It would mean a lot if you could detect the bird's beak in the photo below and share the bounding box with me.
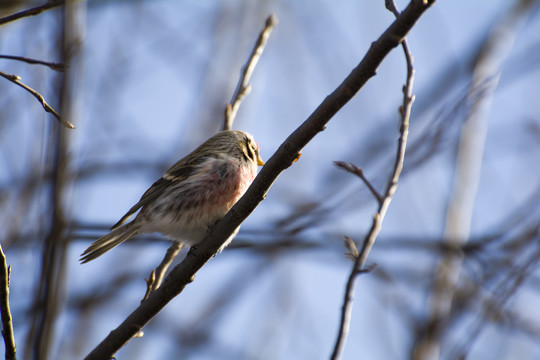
[257,154,265,166]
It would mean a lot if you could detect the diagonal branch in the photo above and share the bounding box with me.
[334,161,383,204]
[0,71,75,129]
[330,0,417,358]
[84,1,434,358]
[0,245,17,360]
[222,14,278,131]
[141,243,183,303]
[0,0,64,27]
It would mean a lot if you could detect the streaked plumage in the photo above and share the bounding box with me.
[80,130,264,263]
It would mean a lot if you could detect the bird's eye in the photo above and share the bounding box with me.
[244,137,256,163]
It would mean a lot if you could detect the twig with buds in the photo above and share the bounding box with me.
[0,70,74,129]
[330,0,416,358]
[222,14,278,131]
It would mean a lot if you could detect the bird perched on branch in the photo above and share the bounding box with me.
[80,130,264,263]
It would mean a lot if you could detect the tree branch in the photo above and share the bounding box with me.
[0,245,17,360]
[140,243,183,303]
[411,0,533,357]
[330,0,417,358]
[0,54,66,71]
[334,161,383,204]
[222,14,278,131]
[0,0,65,26]
[84,1,434,358]
[0,70,75,129]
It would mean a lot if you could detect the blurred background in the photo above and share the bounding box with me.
[1,0,540,359]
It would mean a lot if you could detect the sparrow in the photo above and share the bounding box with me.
[80,130,264,263]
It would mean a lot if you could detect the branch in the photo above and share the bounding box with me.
[334,161,383,204]
[0,245,17,360]
[0,55,66,71]
[222,14,278,131]
[449,244,540,359]
[330,1,417,358]
[84,1,434,358]
[411,0,533,357]
[141,243,183,303]
[0,0,64,26]
[0,71,75,129]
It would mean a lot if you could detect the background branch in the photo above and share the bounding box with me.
[23,2,82,358]
[411,1,537,358]
[222,14,278,131]
[84,1,435,358]
[0,55,65,71]
[0,245,17,360]
[0,0,65,27]
[334,161,382,203]
[330,0,417,358]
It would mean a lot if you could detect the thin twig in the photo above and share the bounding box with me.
[222,14,278,131]
[0,70,75,129]
[0,55,66,71]
[334,161,383,204]
[84,1,434,358]
[330,1,416,358]
[0,245,17,360]
[0,0,64,26]
[141,243,183,303]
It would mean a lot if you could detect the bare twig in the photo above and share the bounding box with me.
[0,245,17,360]
[0,0,64,26]
[0,71,75,129]
[0,55,66,71]
[141,243,183,303]
[334,161,383,204]
[330,1,416,358]
[84,1,434,358]
[222,14,278,131]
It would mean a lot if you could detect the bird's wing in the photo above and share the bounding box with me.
[110,162,197,230]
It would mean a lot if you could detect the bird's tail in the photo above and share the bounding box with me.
[80,221,140,263]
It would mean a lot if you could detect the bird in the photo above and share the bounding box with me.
[80,130,264,263]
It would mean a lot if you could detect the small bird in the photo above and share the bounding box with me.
[80,130,264,263]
